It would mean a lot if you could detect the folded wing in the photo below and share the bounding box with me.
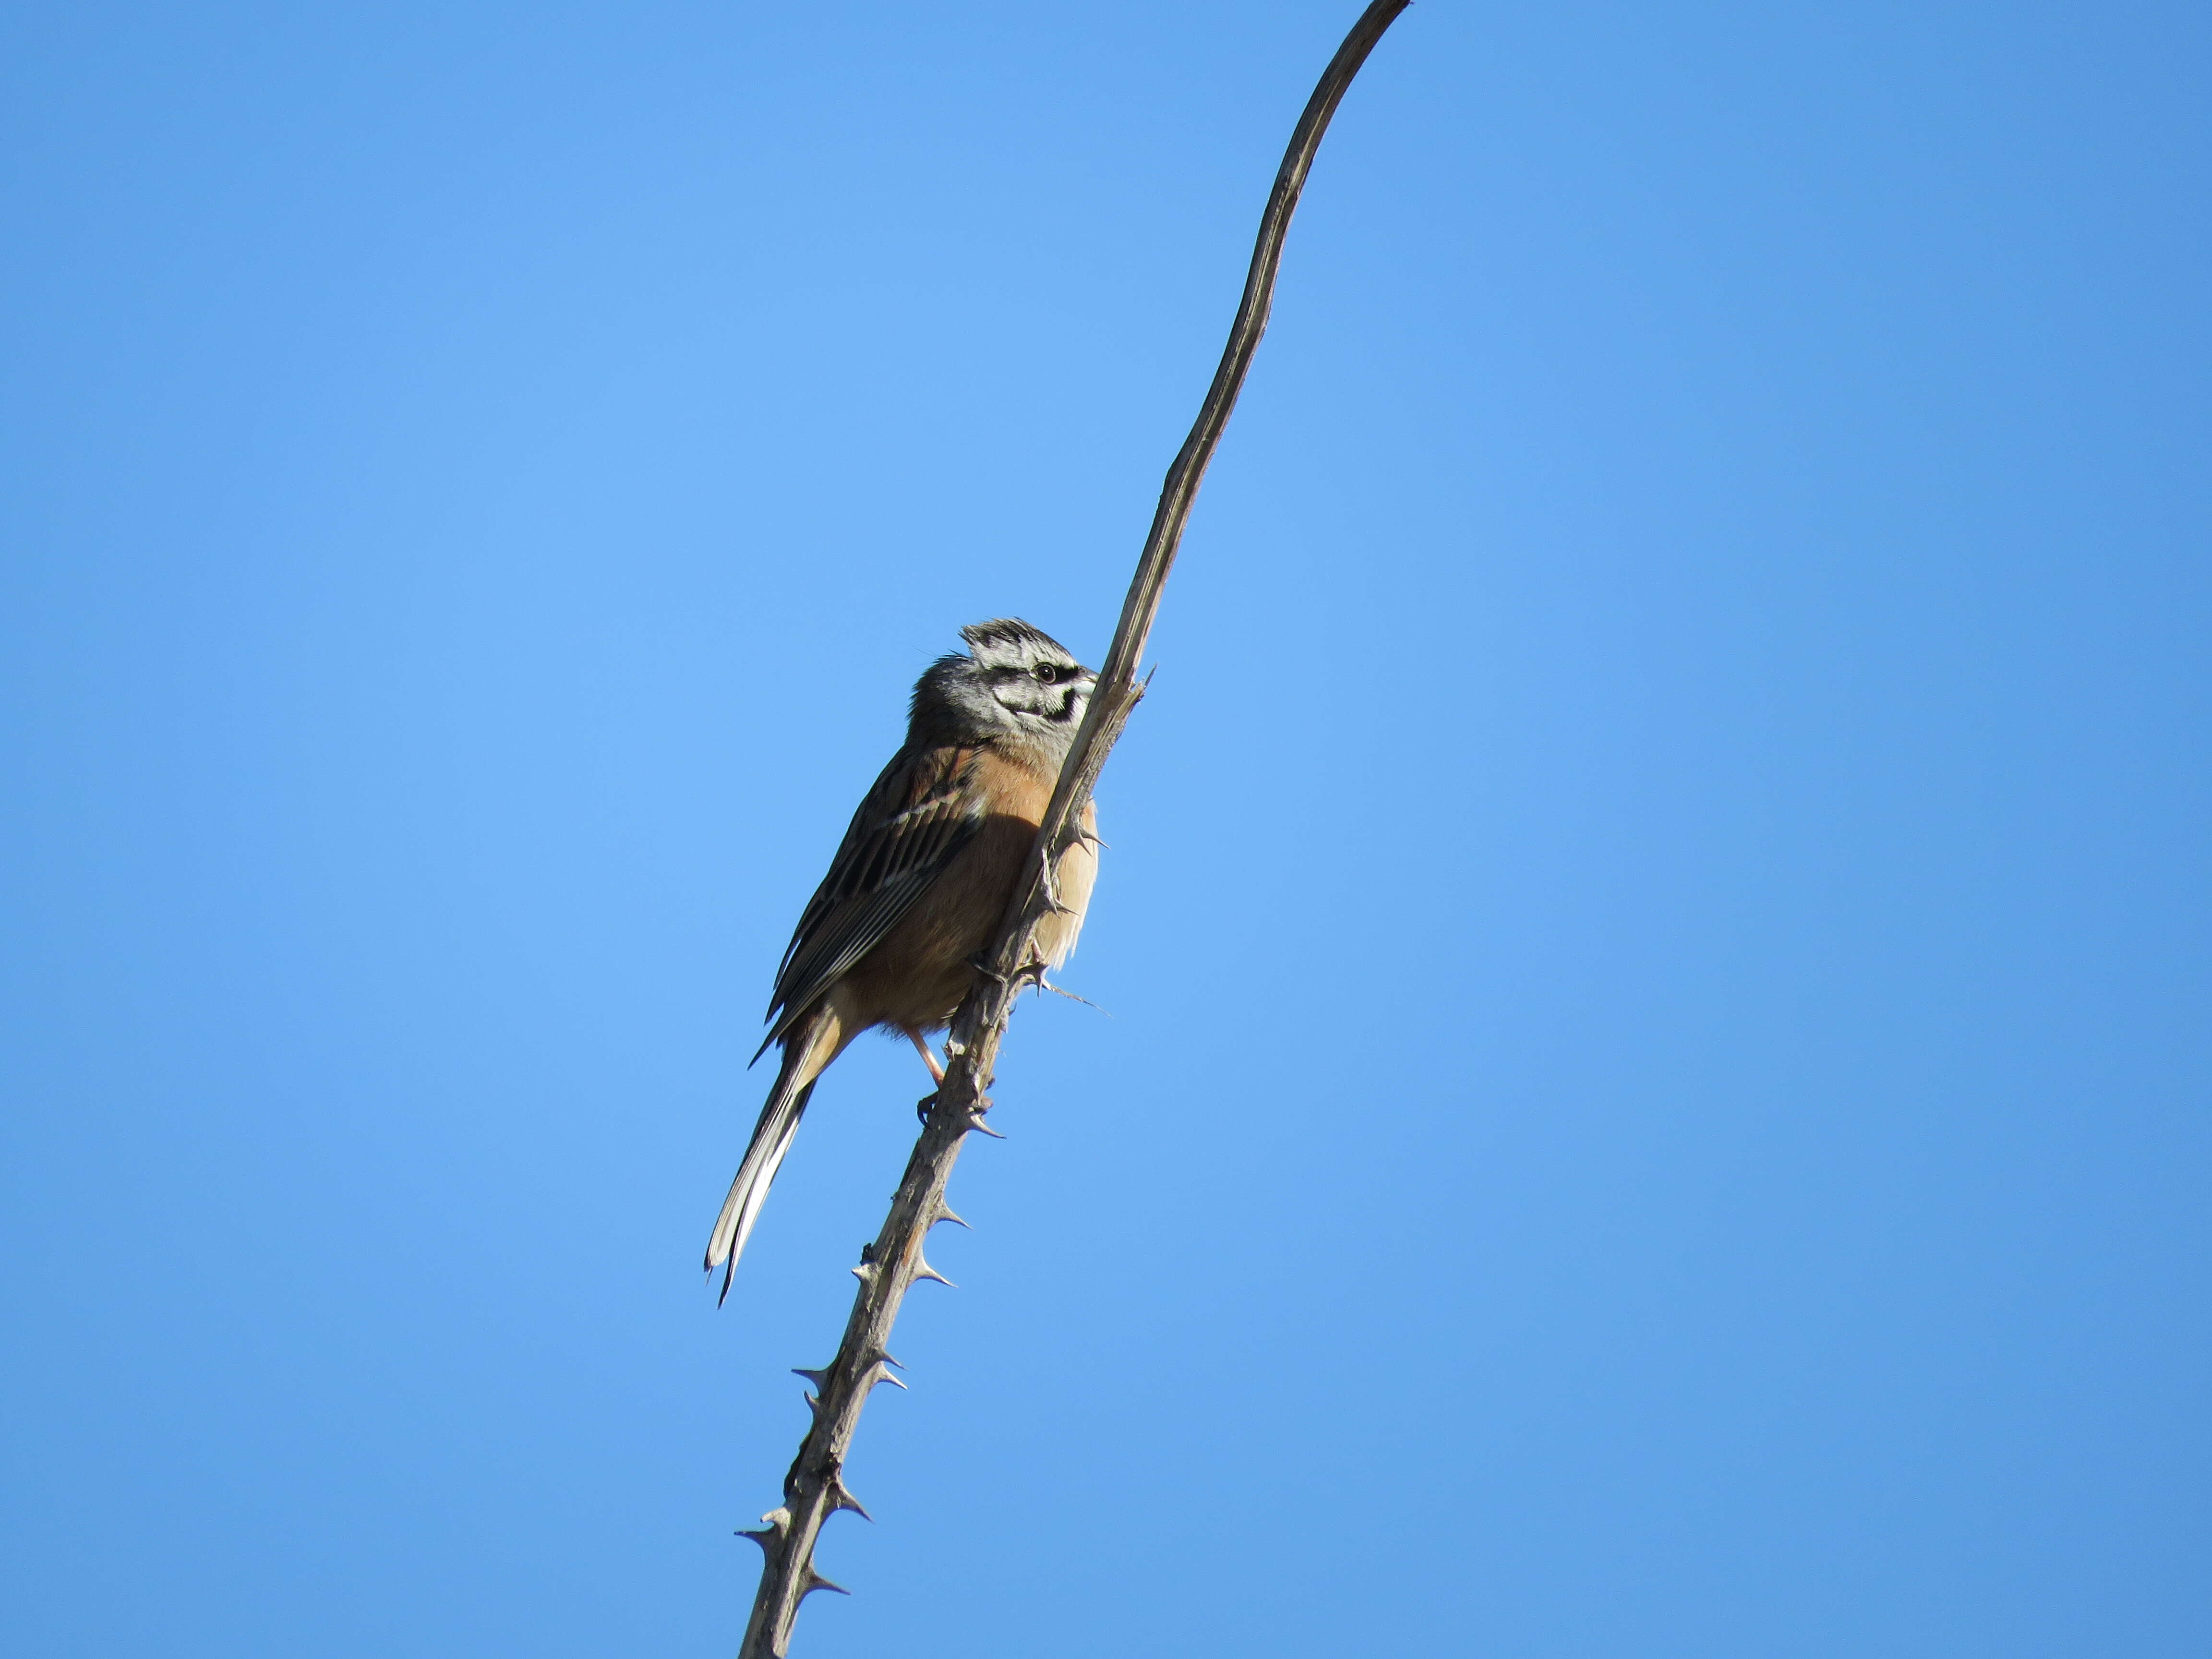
[756,743,984,1059]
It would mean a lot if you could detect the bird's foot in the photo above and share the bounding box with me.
[917,1091,998,1130]
[1037,845,1076,916]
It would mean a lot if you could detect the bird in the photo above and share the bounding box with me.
[706,619,1101,1299]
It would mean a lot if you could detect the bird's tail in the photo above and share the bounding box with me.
[706,1006,839,1302]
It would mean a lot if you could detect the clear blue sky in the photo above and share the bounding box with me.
[3,3,2206,1655]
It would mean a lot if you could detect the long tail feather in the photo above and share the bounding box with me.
[706,1011,832,1302]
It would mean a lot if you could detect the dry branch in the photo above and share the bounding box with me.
[735,6,1409,1652]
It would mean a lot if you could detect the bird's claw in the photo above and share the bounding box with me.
[1037,845,1075,916]
[918,1090,993,1128]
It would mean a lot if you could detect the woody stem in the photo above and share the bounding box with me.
[734,6,1410,1652]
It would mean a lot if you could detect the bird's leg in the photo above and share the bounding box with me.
[1037,842,1074,915]
[909,1029,947,1125]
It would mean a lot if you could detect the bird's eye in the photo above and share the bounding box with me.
[1033,663,1060,684]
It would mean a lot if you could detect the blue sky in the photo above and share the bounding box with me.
[3,3,2207,1655]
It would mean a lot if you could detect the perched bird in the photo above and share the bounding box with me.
[706,619,1101,1298]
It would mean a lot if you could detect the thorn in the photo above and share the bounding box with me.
[966,1114,1007,1140]
[930,1202,970,1230]
[828,1478,873,1522]
[851,1261,879,1284]
[911,1256,955,1289]
[738,1507,792,1551]
[1038,977,1103,1010]
[849,1352,907,1394]
[804,1392,830,1420]
[792,1367,829,1390]
[802,1568,850,1599]
[868,1348,904,1370]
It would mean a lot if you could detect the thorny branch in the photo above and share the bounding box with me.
[735,6,1410,1653]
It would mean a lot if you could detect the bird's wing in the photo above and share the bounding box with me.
[757,743,984,1058]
